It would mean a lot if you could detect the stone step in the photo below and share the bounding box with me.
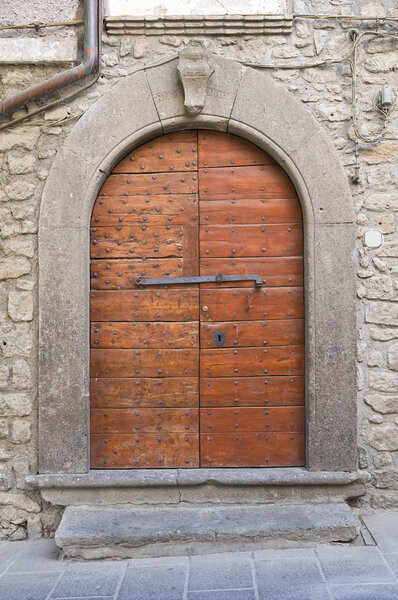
[55,502,361,560]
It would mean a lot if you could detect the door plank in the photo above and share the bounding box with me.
[200,432,305,467]
[91,433,199,468]
[200,198,300,223]
[200,376,304,407]
[200,257,303,287]
[91,408,199,433]
[198,131,276,168]
[201,319,304,348]
[90,258,184,290]
[114,137,198,174]
[91,348,199,378]
[199,165,296,199]
[92,194,198,226]
[200,346,304,377]
[90,289,199,322]
[91,321,199,348]
[99,172,198,196]
[200,287,303,321]
[90,225,185,259]
[200,224,303,257]
[91,377,199,408]
[200,406,305,433]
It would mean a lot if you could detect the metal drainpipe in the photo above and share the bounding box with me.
[0,0,101,117]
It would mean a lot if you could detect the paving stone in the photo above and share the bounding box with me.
[188,590,256,600]
[382,553,398,579]
[7,539,65,573]
[118,564,187,600]
[189,552,252,591]
[330,583,398,600]
[50,562,123,598]
[254,556,327,600]
[0,571,60,600]
[253,548,315,560]
[363,511,398,552]
[316,546,395,584]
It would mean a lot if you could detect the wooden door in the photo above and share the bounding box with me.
[90,130,305,469]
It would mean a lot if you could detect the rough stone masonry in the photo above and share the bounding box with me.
[0,0,398,540]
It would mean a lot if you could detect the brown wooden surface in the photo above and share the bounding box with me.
[199,165,296,199]
[200,346,304,377]
[200,224,302,258]
[91,408,199,433]
[200,407,304,433]
[91,321,198,348]
[201,319,304,348]
[200,433,305,467]
[200,287,304,321]
[90,289,199,321]
[200,198,300,224]
[198,131,275,168]
[90,129,304,469]
[92,194,198,226]
[99,173,198,196]
[200,376,304,407]
[91,434,199,468]
[91,377,198,408]
[91,348,199,378]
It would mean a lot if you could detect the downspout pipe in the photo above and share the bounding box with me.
[0,0,101,117]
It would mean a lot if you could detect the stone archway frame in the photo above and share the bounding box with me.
[38,54,356,475]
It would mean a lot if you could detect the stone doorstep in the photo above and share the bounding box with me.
[55,503,361,560]
[26,468,369,507]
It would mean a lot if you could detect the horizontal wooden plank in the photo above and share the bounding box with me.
[91,377,199,408]
[91,433,199,468]
[91,321,199,348]
[91,194,198,226]
[200,257,303,288]
[201,319,304,348]
[90,289,199,322]
[91,348,199,378]
[200,376,304,407]
[200,198,301,224]
[200,224,303,258]
[200,346,304,377]
[200,287,303,321]
[91,225,185,259]
[199,165,296,199]
[91,408,199,433]
[198,131,275,168]
[114,135,198,174]
[200,432,305,467]
[90,258,185,290]
[99,173,198,196]
[200,406,305,433]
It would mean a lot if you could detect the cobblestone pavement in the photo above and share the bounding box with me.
[1,511,398,600]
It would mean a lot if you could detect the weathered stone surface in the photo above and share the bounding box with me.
[363,143,398,165]
[369,425,398,451]
[364,276,394,299]
[10,420,31,444]
[8,291,34,322]
[377,242,398,257]
[0,420,9,439]
[365,394,398,414]
[0,258,31,280]
[375,214,395,234]
[3,236,35,258]
[388,343,398,371]
[366,54,397,73]
[7,152,36,175]
[0,129,40,152]
[370,327,398,342]
[0,323,33,358]
[370,370,398,393]
[0,394,31,417]
[315,102,351,122]
[366,303,398,326]
[4,181,35,201]
[0,366,10,391]
[365,193,398,212]
[12,359,32,390]
[55,503,360,559]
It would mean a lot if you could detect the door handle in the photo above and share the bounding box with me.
[135,273,262,287]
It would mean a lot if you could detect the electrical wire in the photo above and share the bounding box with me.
[0,20,83,31]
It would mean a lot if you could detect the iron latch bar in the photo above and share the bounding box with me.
[135,273,262,287]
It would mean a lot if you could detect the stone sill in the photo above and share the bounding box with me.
[27,468,370,490]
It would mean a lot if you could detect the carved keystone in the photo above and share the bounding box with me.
[177,39,214,115]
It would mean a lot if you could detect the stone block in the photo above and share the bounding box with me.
[363,142,398,164]
[366,303,398,326]
[119,564,187,600]
[388,343,398,371]
[0,394,31,417]
[0,323,33,358]
[0,258,31,280]
[255,556,327,599]
[7,152,36,175]
[316,546,394,584]
[8,291,34,322]
[189,553,252,591]
[0,366,10,391]
[10,420,31,444]
[3,236,35,259]
[11,360,32,390]
[0,130,40,153]
[370,370,398,393]
[365,394,398,413]
[4,181,35,201]
[370,327,398,342]
[369,425,398,451]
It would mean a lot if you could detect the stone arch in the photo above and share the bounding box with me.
[38,54,356,474]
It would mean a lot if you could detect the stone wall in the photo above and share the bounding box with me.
[0,0,397,538]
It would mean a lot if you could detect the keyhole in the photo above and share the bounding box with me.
[217,333,222,342]
[214,330,225,346]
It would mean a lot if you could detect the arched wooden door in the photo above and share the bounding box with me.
[90,131,305,469]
